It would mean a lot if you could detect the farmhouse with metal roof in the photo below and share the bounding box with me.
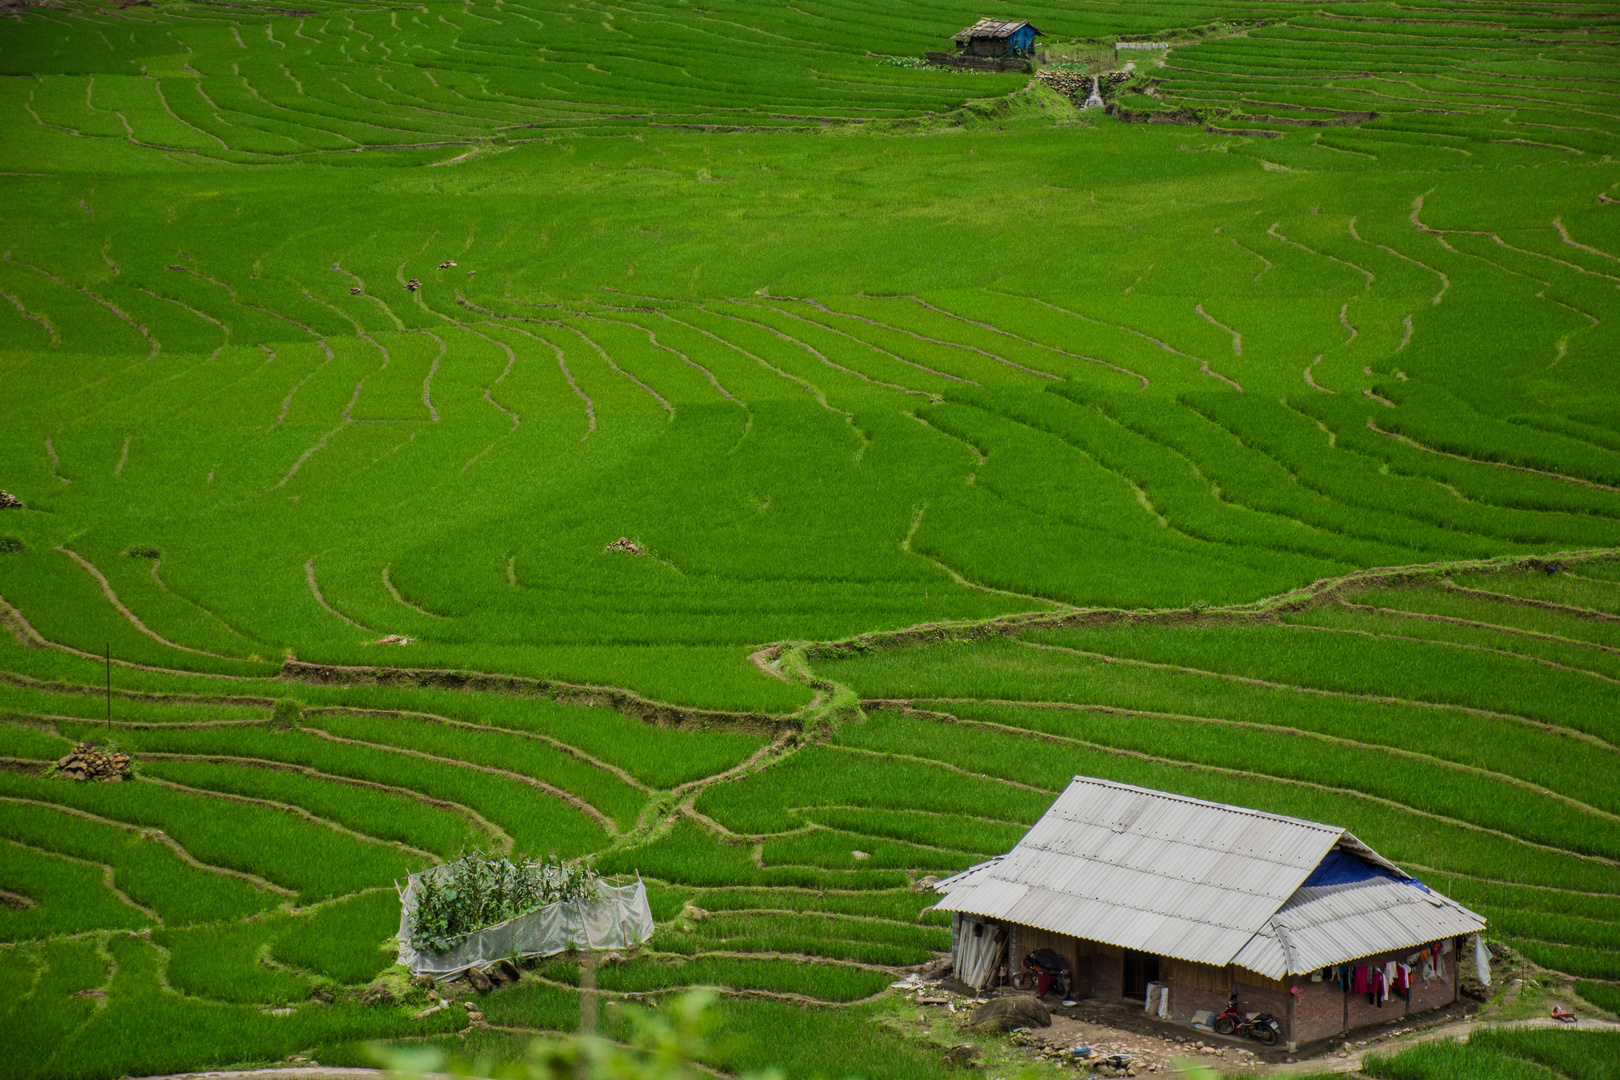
[933,778,1487,1048]
[951,18,1043,57]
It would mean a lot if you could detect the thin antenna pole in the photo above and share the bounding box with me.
[105,644,111,732]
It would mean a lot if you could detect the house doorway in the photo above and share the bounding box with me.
[1123,950,1161,1000]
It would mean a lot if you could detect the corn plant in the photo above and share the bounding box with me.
[409,851,599,955]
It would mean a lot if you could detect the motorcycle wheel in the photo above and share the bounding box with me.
[1011,970,1036,992]
[1213,1017,1236,1035]
[1253,1026,1278,1047]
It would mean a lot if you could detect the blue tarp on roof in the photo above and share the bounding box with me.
[1303,847,1430,893]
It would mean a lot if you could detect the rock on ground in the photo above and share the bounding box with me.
[965,994,1052,1032]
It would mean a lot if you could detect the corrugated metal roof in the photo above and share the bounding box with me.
[952,18,1043,41]
[933,777,1342,968]
[932,777,1486,976]
[1231,878,1486,980]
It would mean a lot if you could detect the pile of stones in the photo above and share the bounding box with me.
[56,742,132,783]
[405,278,422,292]
[0,490,21,509]
[1037,71,1093,101]
[604,536,644,555]
[438,260,458,270]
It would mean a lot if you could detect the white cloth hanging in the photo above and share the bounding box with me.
[1474,936,1492,986]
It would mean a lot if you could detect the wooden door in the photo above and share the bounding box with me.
[1123,950,1161,1000]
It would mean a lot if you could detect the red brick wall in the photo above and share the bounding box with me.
[1001,927,1460,1047]
[1345,965,1401,1032]
[1072,952,1095,998]
[1292,975,1345,1044]
[1091,943,1124,1000]
[1302,939,1458,1046]
[1232,979,1290,1034]
[1168,983,1232,1027]
[1405,943,1457,1015]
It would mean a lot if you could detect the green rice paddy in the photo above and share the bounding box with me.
[2,0,1618,1075]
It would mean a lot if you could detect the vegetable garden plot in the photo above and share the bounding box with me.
[396,854,653,977]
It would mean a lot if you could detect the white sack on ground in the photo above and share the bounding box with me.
[397,868,654,978]
[1474,935,1492,987]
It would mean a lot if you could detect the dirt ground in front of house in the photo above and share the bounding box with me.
[1013,1006,1268,1073]
[934,959,1620,1078]
[907,982,1295,1074]
[945,993,1614,1077]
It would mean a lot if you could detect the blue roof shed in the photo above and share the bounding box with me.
[952,18,1044,57]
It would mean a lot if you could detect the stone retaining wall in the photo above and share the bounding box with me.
[924,51,1031,73]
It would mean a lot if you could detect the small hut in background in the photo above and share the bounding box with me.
[951,18,1043,57]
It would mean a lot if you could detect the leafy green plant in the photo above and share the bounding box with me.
[408,851,598,955]
[380,990,748,1080]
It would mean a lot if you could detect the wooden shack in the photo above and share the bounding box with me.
[934,778,1489,1050]
[951,18,1043,57]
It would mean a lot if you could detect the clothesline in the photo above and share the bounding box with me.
[1322,940,1452,1007]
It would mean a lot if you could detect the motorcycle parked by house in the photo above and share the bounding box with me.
[1010,948,1071,999]
[1212,994,1281,1046]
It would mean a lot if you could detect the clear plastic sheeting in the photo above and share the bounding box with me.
[1474,934,1492,987]
[397,865,655,979]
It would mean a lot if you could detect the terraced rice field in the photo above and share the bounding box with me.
[2,0,1619,1076]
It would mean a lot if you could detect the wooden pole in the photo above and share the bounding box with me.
[580,948,598,1036]
[578,947,597,1080]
